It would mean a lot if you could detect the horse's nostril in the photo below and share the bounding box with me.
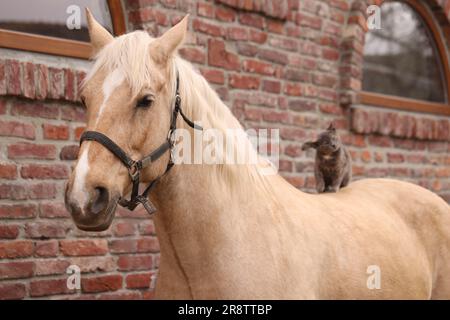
[90,186,109,215]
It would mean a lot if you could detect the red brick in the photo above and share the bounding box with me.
[113,222,136,237]
[197,2,214,17]
[179,47,205,64]
[10,101,58,119]
[237,42,258,56]
[43,123,69,140]
[36,64,49,100]
[242,59,275,75]
[0,204,37,219]
[0,99,6,114]
[117,255,153,271]
[60,145,80,160]
[0,261,34,280]
[229,74,260,90]
[39,202,69,218]
[387,153,405,163]
[139,221,155,235]
[74,126,85,140]
[64,68,76,101]
[0,163,17,179]
[23,61,36,99]
[21,164,69,179]
[6,59,21,95]
[322,48,340,61]
[215,6,236,22]
[227,27,248,40]
[258,48,289,65]
[368,136,392,148]
[30,279,71,297]
[284,144,302,157]
[60,239,108,256]
[109,239,138,253]
[0,225,19,239]
[239,12,264,29]
[296,13,322,29]
[34,240,59,257]
[75,70,86,101]
[137,237,160,253]
[35,259,70,276]
[262,110,289,123]
[48,67,64,99]
[269,37,298,51]
[0,240,34,259]
[0,184,27,200]
[126,273,152,289]
[8,142,56,160]
[313,73,338,87]
[25,222,68,239]
[0,283,26,300]
[200,68,225,85]
[81,275,123,293]
[285,83,303,96]
[193,18,225,37]
[244,108,262,121]
[280,127,307,141]
[249,29,268,43]
[61,105,86,122]
[0,60,6,95]
[262,80,281,94]
[28,182,57,199]
[0,120,35,139]
[208,39,240,71]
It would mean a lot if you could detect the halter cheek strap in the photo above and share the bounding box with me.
[79,71,202,215]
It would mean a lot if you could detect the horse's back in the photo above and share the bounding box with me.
[293,178,450,299]
[338,179,450,299]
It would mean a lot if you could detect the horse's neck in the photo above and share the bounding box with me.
[150,162,278,297]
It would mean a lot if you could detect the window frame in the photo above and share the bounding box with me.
[0,0,126,59]
[360,0,450,116]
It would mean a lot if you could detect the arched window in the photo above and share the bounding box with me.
[361,0,450,115]
[0,0,125,59]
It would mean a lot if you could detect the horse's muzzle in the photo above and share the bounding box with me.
[65,184,119,231]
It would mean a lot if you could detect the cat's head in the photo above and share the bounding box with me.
[316,123,340,154]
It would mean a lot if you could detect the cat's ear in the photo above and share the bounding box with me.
[327,122,336,131]
[302,141,318,150]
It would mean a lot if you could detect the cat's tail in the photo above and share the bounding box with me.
[301,141,317,151]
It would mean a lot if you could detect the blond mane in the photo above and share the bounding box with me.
[85,30,275,195]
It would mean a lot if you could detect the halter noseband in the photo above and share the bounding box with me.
[79,72,202,215]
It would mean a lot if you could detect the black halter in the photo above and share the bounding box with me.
[79,72,202,215]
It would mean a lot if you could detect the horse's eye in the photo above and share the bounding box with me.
[136,95,154,108]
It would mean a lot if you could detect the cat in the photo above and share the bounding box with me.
[301,123,352,193]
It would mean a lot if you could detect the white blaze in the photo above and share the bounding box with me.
[71,68,125,211]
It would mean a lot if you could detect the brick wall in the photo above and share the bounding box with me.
[1,0,450,299]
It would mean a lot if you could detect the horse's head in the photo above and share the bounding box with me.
[65,9,188,231]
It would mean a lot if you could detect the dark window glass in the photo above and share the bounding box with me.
[0,0,113,42]
[363,2,446,103]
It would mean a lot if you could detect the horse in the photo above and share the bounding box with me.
[65,10,450,299]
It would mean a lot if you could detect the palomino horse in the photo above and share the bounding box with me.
[65,10,450,299]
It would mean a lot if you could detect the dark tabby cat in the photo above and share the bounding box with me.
[301,123,352,193]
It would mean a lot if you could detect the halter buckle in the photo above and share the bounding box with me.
[128,161,140,180]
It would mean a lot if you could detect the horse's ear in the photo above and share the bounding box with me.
[86,8,113,56]
[150,15,189,64]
